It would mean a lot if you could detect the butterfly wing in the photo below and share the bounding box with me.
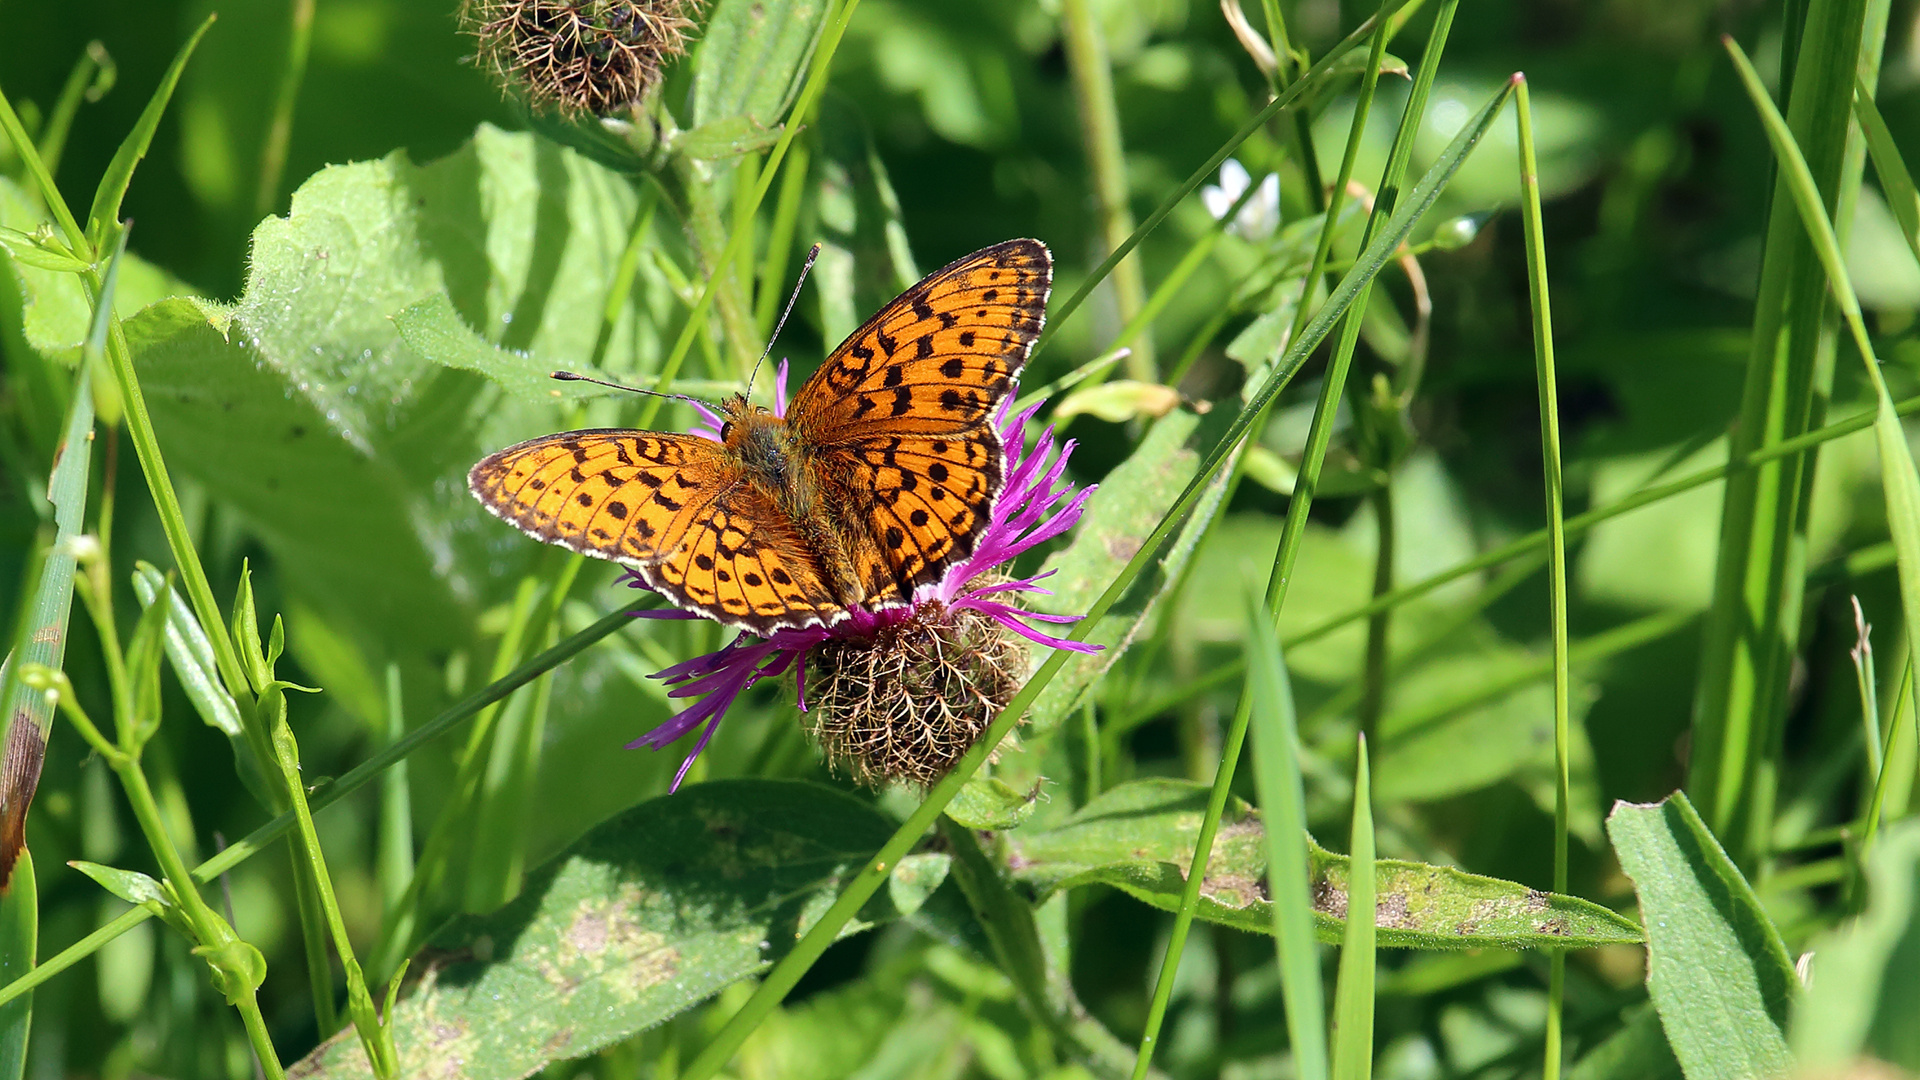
[787,239,1051,441]
[788,239,1051,601]
[469,430,843,632]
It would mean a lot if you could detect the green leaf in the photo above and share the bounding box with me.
[1606,793,1794,1080]
[122,570,173,748]
[292,780,930,1078]
[84,14,214,247]
[1856,77,1920,269]
[946,776,1038,831]
[0,851,35,1080]
[1009,779,1643,949]
[1246,599,1328,1080]
[1792,817,1920,1070]
[1052,381,1182,424]
[68,861,169,912]
[690,0,830,130]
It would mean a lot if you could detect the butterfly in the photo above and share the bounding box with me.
[468,239,1052,634]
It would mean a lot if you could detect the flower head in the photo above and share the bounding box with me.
[624,368,1098,790]
[1201,158,1281,240]
[463,0,702,118]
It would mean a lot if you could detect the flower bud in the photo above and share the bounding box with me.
[462,0,701,117]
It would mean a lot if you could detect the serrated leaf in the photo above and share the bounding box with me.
[292,780,932,1078]
[1009,779,1643,949]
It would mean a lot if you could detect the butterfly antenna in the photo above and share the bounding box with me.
[549,370,711,410]
[745,242,821,401]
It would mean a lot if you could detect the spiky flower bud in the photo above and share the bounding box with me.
[807,601,1029,789]
[462,0,700,118]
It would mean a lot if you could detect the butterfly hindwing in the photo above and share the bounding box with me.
[644,483,843,631]
[829,429,1005,599]
[789,238,1051,443]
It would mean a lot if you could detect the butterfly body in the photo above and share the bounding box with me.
[469,239,1052,634]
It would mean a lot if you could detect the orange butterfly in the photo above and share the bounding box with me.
[468,239,1052,634]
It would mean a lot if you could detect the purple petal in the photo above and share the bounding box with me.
[774,358,790,418]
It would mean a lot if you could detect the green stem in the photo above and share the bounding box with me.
[591,188,659,372]
[1516,74,1572,1080]
[1060,0,1154,379]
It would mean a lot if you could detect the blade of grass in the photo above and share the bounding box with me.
[1246,595,1328,1080]
[0,851,33,1080]
[377,664,413,921]
[1853,76,1920,267]
[85,14,215,247]
[1517,73,1574,1080]
[0,231,122,887]
[1726,33,1920,868]
[680,64,1517,1080]
[1329,736,1375,1080]
[36,42,112,180]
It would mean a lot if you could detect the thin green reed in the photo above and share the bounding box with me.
[1515,75,1573,1080]
[1061,0,1154,379]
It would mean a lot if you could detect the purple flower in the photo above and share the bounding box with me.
[624,369,1099,790]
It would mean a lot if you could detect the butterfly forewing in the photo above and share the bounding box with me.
[469,430,841,631]
[789,239,1051,443]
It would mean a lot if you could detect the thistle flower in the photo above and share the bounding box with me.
[625,367,1098,790]
[463,0,701,118]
